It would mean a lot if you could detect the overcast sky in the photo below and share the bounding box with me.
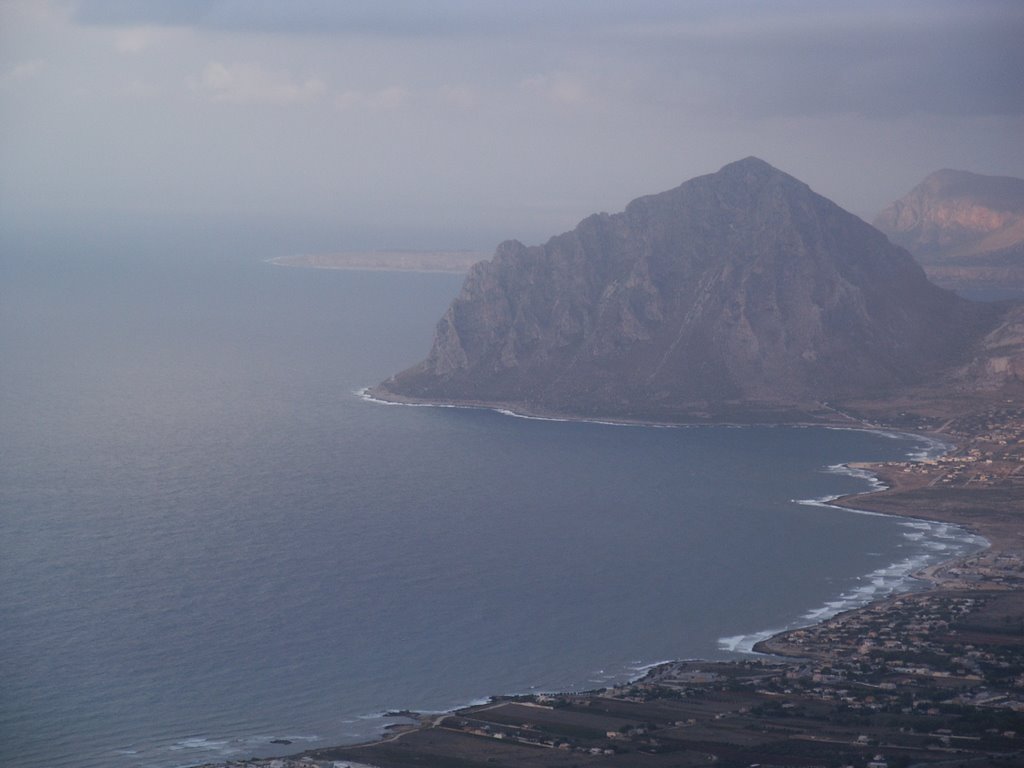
[2,0,1022,255]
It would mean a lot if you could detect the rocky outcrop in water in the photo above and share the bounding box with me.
[377,158,1010,421]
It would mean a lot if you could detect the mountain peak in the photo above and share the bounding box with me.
[706,156,798,189]
[915,169,1024,209]
[719,155,778,173]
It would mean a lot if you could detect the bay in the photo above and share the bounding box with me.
[0,251,981,768]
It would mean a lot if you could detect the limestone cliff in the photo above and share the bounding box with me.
[377,158,1006,421]
[874,169,1024,298]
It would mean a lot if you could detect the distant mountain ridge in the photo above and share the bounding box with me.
[874,169,1024,299]
[375,158,1015,422]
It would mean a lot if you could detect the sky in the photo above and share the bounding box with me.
[1,0,1022,256]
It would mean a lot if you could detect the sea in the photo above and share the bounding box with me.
[0,248,986,768]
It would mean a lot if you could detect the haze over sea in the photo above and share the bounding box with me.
[0,250,984,768]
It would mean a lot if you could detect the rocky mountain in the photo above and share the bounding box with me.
[874,169,1024,299]
[375,158,1010,422]
[950,304,1024,392]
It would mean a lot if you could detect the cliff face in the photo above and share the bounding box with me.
[874,169,1024,298]
[379,158,1004,419]
[951,304,1024,392]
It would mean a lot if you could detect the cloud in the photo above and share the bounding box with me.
[8,0,1021,250]
[369,85,408,110]
[334,85,409,111]
[191,60,326,105]
[618,3,1024,118]
[334,89,362,110]
[0,59,45,87]
[71,0,215,27]
[439,84,478,110]
[113,26,160,53]
[72,1,1024,119]
[521,72,589,107]
[69,0,621,37]
[122,78,158,99]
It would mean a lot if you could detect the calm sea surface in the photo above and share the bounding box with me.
[0,252,983,768]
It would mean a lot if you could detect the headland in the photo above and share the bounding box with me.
[219,158,1024,766]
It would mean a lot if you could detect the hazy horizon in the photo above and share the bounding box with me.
[2,1,1023,257]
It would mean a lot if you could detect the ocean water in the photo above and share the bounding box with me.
[0,251,984,768]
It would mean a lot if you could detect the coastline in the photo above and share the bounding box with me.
[362,386,988,650]
[749,459,989,656]
[203,395,1023,767]
[360,384,875,430]
[749,411,1023,662]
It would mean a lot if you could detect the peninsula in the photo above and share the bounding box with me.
[269,250,485,273]
[371,158,1021,423]
[213,160,1023,767]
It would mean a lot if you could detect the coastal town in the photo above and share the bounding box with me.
[204,408,1024,768]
